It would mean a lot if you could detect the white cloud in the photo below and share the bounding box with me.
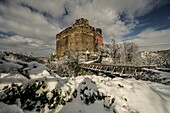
[1,36,33,44]
[0,2,60,40]
[0,35,53,56]
[127,28,170,51]
[60,0,161,40]
[0,0,167,56]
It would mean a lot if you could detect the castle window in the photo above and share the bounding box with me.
[65,36,68,45]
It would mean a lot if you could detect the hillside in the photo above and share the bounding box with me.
[0,52,170,113]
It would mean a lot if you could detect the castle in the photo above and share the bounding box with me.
[56,18,103,59]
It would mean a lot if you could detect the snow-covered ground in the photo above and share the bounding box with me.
[1,74,170,113]
[0,52,170,113]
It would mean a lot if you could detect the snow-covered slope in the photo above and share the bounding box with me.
[0,74,170,113]
[0,102,24,113]
[0,52,48,78]
[0,52,170,113]
[55,76,170,113]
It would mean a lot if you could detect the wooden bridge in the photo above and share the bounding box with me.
[79,63,156,77]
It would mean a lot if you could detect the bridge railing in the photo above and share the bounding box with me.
[79,63,157,76]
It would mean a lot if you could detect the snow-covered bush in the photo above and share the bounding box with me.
[77,78,106,105]
[0,78,118,112]
[0,81,66,112]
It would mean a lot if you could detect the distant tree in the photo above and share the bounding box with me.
[107,41,138,65]
[97,40,139,65]
[122,42,138,64]
[138,50,170,67]
[140,51,156,65]
[158,50,170,68]
[139,51,170,67]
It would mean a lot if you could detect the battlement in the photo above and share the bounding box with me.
[73,18,89,26]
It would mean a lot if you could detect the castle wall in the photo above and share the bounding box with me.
[96,33,103,46]
[56,18,101,59]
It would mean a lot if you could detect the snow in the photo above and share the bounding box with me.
[26,61,48,75]
[0,73,170,113]
[80,54,100,64]
[0,73,29,89]
[0,59,22,73]
[0,52,4,59]
[53,76,170,113]
[0,52,170,113]
[0,56,49,78]
[157,68,170,72]
[0,102,24,113]
[102,57,113,64]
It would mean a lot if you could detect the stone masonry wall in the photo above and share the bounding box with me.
[56,18,100,59]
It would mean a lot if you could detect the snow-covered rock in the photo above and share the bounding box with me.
[0,54,49,78]
[0,60,22,73]
[26,61,48,75]
[0,52,4,59]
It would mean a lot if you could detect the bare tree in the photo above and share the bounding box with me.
[122,42,138,64]
[96,39,139,65]
[108,41,138,65]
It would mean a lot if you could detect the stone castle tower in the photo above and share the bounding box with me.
[56,18,103,59]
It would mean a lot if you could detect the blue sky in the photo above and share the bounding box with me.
[124,2,170,39]
[124,2,170,51]
[0,0,170,56]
